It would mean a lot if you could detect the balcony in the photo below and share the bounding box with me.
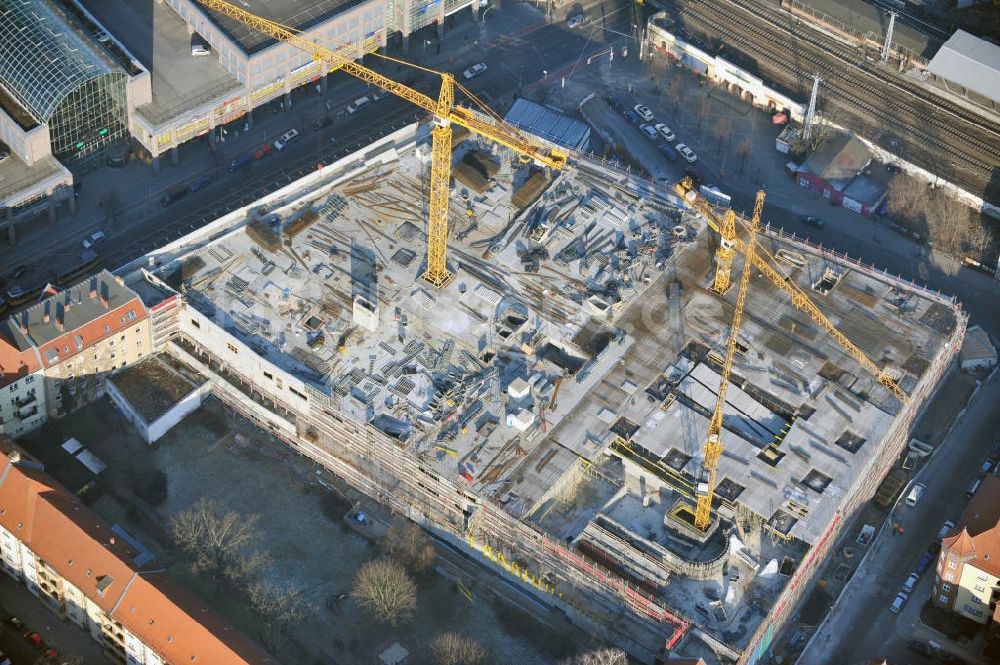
[14,393,36,408]
[16,405,38,420]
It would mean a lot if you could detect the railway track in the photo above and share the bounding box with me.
[676,0,1000,198]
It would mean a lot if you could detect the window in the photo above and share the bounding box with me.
[63,345,69,353]
[977,572,989,581]
[263,371,273,380]
[120,334,125,341]
[949,561,957,570]
[226,343,238,354]
[7,385,15,393]
[127,310,136,320]
[945,573,954,582]
[939,594,949,603]
[975,584,986,592]
[109,340,115,347]
[190,319,201,329]
[25,376,34,385]
[104,324,110,333]
[137,339,142,346]
[971,595,982,604]
[942,583,952,592]
[110,353,116,360]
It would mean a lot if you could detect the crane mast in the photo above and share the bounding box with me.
[191,0,567,286]
[674,177,908,403]
[693,190,763,530]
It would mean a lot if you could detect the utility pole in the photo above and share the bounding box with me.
[881,11,897,62]
[803,74,820,141]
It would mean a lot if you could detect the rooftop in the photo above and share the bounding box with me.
[504,98,592,152]
[194,0,373,55]
[110,357,199,422]
[789,0,941,58]
[928,29,1000,105]
[797,132,872,190]
[82,0,240,127]
[943,474,1000,577]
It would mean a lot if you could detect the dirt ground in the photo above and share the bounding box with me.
[18,396,597,664]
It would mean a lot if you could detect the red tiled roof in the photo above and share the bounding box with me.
[942,474,1000,577]
[0,443,277,664]
[0,334,40,389]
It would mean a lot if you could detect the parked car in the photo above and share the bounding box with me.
[92,29,111,43]
[885,162,902,174]
[187,176,212,193]
[889,591,908,614]
[228,153,252,173]
[160,185,189,207]
[566,13,585,28]
[915,551,934,574]
[24,631,43,647]
[684,167,702,187]
[371,88,389,101]
[939,652,967,664]
[463,63,488,80]
[4,615,23,630]
[902,572,919,593]
[676,143,697,163]
[654,123,675,141]
[0,649,11,665]
[274,128,300,150]
[191,42,211,56]
[9,265,29,280]
[905,482,925,506]
[82,231,106,249]
[253,144,274,160]
[657,143,678,161]
[633,104,654,122]
[624,110,640,125]
[800,215,826,229]
[640,124,658,140]
[937,520,956,540]
[346,96,371,115]
[311,116,334,131]
[907,640,933,657]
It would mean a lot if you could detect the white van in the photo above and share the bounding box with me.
[191,43,211,56]
[346,96,371,115]
[905,483,925,507]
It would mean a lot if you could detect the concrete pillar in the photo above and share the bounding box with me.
[68,190,77,216]
[5,208,14,246]
[402,33,410,55]
[284,92,292,111]
[47,198,56,226]
[152,155,161,175]
[437,19,444,40]
[321,73,328,95]
[471,2,479,22]
[170,146,179,166]
[246,108,254,130]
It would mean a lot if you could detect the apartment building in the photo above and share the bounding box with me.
[0,271,151,434]
[0,322,45,438]
[0,437,278,665]
[933,474,1000,629]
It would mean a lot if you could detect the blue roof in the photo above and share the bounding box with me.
[504,98,590,151]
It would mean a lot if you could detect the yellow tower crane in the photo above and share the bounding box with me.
[192,0,568,286]
[674,177,908,403]
[693,190,763,530]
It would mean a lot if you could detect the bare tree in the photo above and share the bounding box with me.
[714,117,732,157]
[696,95,710,134]
[737,139,752,175]
[99,189,122,230]
[352,558,417,626]
[382,523,436,574]
[170,498,261,575]
[247,579,306,654]
[668,76,685,114]
[559,648,628,665]
[886,173,928,223]
[430,632,486,665]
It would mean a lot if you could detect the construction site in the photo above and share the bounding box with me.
[86,0,966,661]
[108,107,964,663]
